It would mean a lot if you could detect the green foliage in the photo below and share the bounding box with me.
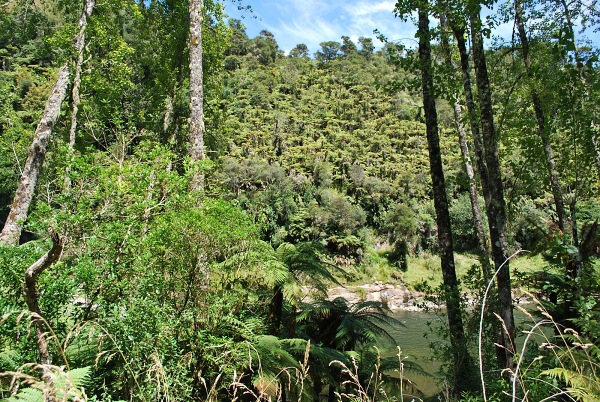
[4,366,91,402]
[449,193,486,252]
[0,1,598,400]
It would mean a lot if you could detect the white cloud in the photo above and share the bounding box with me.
[276,16,342,49]
[225,0,417,53]
[350,1,396,16]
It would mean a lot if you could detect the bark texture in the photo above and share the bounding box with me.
[189,0,205,191]
[450,22,494,217]
[418,7,472,395]
[24,230,65,365]
[440,16,491,279]
[469,9,515,370]
[66,0,95,191]
[1,0,95,245]
[0,65,70,246]
[515,0,567,231]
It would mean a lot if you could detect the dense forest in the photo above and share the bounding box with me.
[0,0,599,401]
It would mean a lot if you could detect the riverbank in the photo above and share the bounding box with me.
[327,283,435,311]
[327,282,535,311]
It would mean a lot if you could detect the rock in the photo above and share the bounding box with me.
[324,283,429,311]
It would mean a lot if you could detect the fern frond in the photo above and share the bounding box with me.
[0,349,21,372]
[5,386,44,402]
[542,367,600,401]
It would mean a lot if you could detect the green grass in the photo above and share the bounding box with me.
[348,249,549,291]
[338,243,556,297]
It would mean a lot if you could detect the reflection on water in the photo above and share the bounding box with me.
[380,307,551,398]
[384,310,445,398]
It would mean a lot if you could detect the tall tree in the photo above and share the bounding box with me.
[415,2,473,394]
[443,6,511,375]
[189,0,205,191]
[446,14,494,236]
[514,0,567,231]
[0,0,95,246]
[439,15,491,279]
[469,4,515,370]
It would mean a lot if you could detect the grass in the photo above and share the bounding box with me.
[349,249,548,291]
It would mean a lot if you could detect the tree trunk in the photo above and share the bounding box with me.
[469,8,515,371]
[440,15,491,279]
[418,6,472,396]
[69,0,95,151]
[269,285,283,335]
[1,0,95,245]
[449,23,492,214]
[557,0,585,290]
[515,0,567,231]
[24,230,65,365]
[66,0,95,189]
[453,101,492,277]
[189,0,205,191]
[0,65,70,246]
[448,15,508,375]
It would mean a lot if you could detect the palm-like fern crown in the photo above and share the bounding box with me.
[298,297,401,351]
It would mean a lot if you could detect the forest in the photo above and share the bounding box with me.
[0,0,599,401]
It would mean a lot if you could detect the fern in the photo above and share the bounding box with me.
[5,386,44,402]
[4,366,91,402]
[542,367,600,402]
[0,350,20,372]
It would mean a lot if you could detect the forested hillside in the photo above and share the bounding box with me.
[0,0,599,401]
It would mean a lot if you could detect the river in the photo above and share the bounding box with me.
[382,307,552,398]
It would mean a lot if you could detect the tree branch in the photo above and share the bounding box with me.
[24,230,65,365]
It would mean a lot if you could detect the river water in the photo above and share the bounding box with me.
[382,308,552,398]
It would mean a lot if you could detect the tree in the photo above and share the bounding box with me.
[247,30,280,65]
[340,36,358,58]
[414,2,474,394]
[268,242,339,337]
[189,0,205,191]
[358,37,375,59]
[289,43,309,59]
[439,14,491,278]
[468,2,515,370]
[0,0,95,246]
[315,41,341,63]
[298,297,399,402]
[514,0,568,231]
[226,18,249,56]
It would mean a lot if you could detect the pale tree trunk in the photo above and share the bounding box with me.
[515,0,567,231]
[418,6,472,396]
[469,8,515,371]
[592,132,600,179]
[24,230,65,365]
[69,0,95,150]
[1,0,95,246]
[189,0,205,191]
[66,0,95,188]
[440,15,491,279]
[0,66,70,246]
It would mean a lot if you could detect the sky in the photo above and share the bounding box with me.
[223,1,600,56]
[223,0,417,54]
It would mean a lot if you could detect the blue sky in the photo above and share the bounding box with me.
[224,0,417,54]
[224,1,599,55]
